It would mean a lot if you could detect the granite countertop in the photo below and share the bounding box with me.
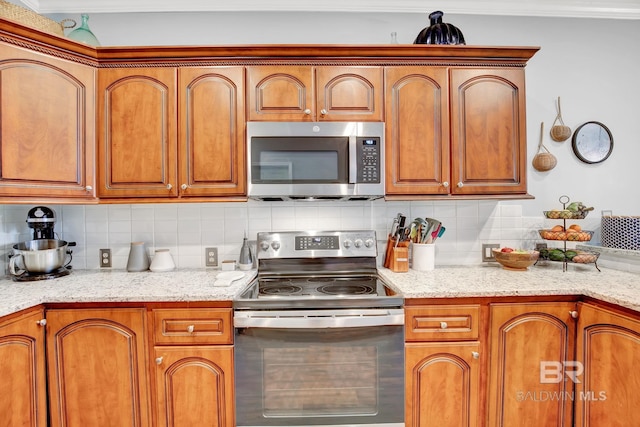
[378,262,640,312]
[1,262,640,318]
[0,269,257,317]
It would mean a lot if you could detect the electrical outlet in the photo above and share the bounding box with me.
[482,243,500,262]
[100,249,112,268]
[205,247,218,267]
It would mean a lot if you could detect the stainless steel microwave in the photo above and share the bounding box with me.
[247,122,385,201]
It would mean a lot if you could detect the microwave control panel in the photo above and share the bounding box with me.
[356,137,381,183]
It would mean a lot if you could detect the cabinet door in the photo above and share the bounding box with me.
[246,66,313,121]
[487,303,576,427]
[406,342,481,427]
[575,303,640,427]
[450,68,527,195]
[0,43,95,199]
[315,66,383,121]
[98,67,177,198]
[179,67,245,196]
[0,309,47,427]
[46,308,151,427]
[154,346,235,427]
[385,67,449,195]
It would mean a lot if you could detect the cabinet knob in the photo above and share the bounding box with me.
[457,182,464,188]
[569,310,579,319]
[36,319,47,327]
[472,351,480,359]
[181,184,188,190]
[442,181,449,188]
[440,321,448,329]
[303,109,312,115]
[85,185,93,191]
[166,184,173,190]
[320,108,328,115]
[187,325,195,333]
[155,356,164,365]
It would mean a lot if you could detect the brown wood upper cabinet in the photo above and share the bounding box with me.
[0,42,95,200]
[385,67,528,196]
[98,66,245,199]
[247,65,383,122]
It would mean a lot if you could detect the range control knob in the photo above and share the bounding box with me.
[271,241,281,251]
[364,239,375,248]
[343,239,352,249]
[259,241,270,251]
[354,239,363,248]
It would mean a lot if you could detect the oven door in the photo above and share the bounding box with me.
[234,309,405,427]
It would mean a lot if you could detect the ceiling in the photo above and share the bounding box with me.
[19,0,640,19]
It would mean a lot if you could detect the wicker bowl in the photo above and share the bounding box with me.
[493,249,539,271]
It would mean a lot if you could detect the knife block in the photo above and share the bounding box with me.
[389,245,409,273]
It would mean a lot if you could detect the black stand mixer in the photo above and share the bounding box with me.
[9,206,75,281]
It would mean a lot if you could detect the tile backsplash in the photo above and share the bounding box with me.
[0,200,606,270]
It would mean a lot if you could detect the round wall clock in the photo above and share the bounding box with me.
[571,121,613,164]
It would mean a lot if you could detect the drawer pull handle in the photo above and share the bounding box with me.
[440,321,448,329]
[155,356,163,365]
[472,351,480,359]
[187,325,195,333]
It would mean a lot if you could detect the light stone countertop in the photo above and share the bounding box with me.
[378,262,640,312]
[2,262,640,318]
[0,269,257,317]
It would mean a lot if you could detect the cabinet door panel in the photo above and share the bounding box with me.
[246,66,313,121]
[575,303,640,427]
[406,342,481,427]
[154,346,234,427]
[0,43,95,199]
[488,303,575,427]
[98,68,177,197]
[385,67,449,195]
[316,66,383,121]
[0,309,47,427]
[450,68,527,195]
[179,67,245,196]
[47,309,151,427]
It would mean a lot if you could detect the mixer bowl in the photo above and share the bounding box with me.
[11,239,70,274]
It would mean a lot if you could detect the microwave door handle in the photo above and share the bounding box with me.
[348,135,357,184]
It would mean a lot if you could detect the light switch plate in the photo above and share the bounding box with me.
[482,243,500,262]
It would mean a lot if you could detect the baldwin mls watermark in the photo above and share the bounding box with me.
[515,361,607,402]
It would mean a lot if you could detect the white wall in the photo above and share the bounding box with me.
[2,10,639,270]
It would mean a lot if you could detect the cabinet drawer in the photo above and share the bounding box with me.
[153,308,232,345]
[405,305,480,341]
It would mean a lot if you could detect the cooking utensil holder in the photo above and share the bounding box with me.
[389,246,409,272]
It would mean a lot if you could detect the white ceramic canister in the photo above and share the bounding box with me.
[150,249,176,272]
[411,243,435,271]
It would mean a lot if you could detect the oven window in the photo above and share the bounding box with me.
[251,137,348,183]
[263,346,377,417]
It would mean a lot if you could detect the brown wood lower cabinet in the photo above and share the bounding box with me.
[0,308,47,427]
[46,308,152,427]
[487,302,577,427]
[574,302,640,427]
[151,308,235,427]
[405,304,482,427]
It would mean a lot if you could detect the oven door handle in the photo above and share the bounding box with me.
[234,308,404,328]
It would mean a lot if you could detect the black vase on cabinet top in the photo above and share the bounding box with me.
[414,11,466,45]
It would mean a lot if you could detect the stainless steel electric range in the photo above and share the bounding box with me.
[234,230,405,427]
